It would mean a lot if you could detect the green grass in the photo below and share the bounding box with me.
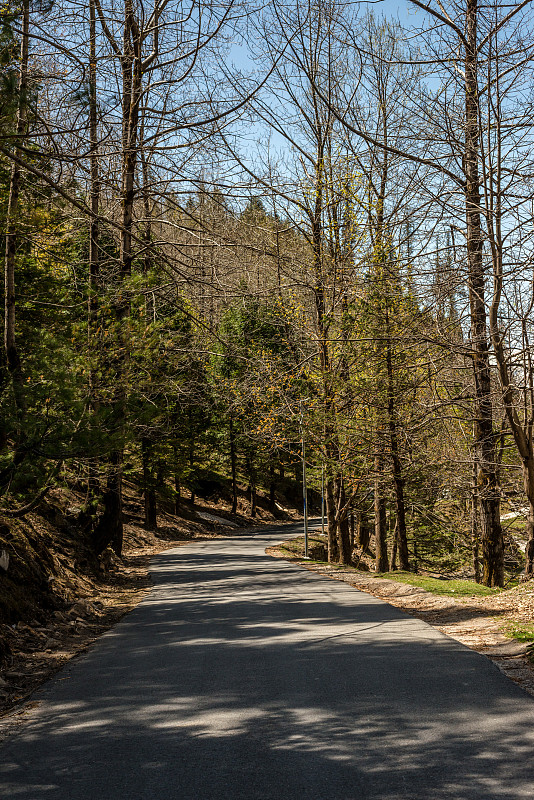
[503,517,528,533]
[375,572,502,597]
[281,535,326,554]
[502,622,534,642]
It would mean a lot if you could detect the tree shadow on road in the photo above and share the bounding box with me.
[1,547,533,800]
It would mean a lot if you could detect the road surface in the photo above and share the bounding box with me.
[1,522,533,799]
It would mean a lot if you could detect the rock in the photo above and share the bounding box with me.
[67,600,93,618]
[0,549,9,572]
[99,547,120,572]
[66,506,82,517]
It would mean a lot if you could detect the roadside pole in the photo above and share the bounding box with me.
[302,432,308,558]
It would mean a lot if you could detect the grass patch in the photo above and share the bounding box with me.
[502,622,534,642]
[375,572,501,597]
[281,535,327,558]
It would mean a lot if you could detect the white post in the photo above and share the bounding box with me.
[302,431,308,558]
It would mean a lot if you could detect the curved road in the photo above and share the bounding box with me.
[1,522,533,799]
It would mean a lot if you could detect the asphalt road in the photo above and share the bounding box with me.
[1,522,533,799]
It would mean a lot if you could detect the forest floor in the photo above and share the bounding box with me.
[266,544,534,698]
[0,484,299,734]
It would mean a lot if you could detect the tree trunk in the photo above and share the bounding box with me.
[142,438,157,531]
[384,314,410,570]
[96,0,144,559]
[3,0,29,415]
[334,476,352,565]
[86,0,102,502]
[391,521,398,570]
[525,509,534,577]
[229,415,237,514]
[189,424,195,505]
[374,454,389,572]
[471,456,481,582]
[356,509,372,554]
[465,0,503,586]
[269,463,276,513]
[326,477,339,562]
[93,451,123,555]
[88,0,100,335]
[174,476,181,515]
[172,444,181,515]
[246,455,256,517]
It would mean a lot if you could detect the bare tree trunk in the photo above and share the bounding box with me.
[326,477,339,562]
[525,513,534,577]
[88,0,100,332]
[140,145,154,320]
[465,0,503,586]
[94,0,145,556]
[374,454,389,572]
[385,308,410,570]
[246,454,256,517]
[142,438,157,531]
[356,509,372,554]
[189,424,195,505]
[3,0,29,416]
[173,444,181,515]
[391,520,398,570]
[174,477,181,515]
[86,0,101,504]
[334,476,352,565]
[93,451,123,555]
[229,415,237,514]
[269,462,276,514]
[471,454,481,582]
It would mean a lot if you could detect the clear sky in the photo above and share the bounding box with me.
[359,0,415,23]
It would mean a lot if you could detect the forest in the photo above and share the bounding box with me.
[2,0,534,595]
